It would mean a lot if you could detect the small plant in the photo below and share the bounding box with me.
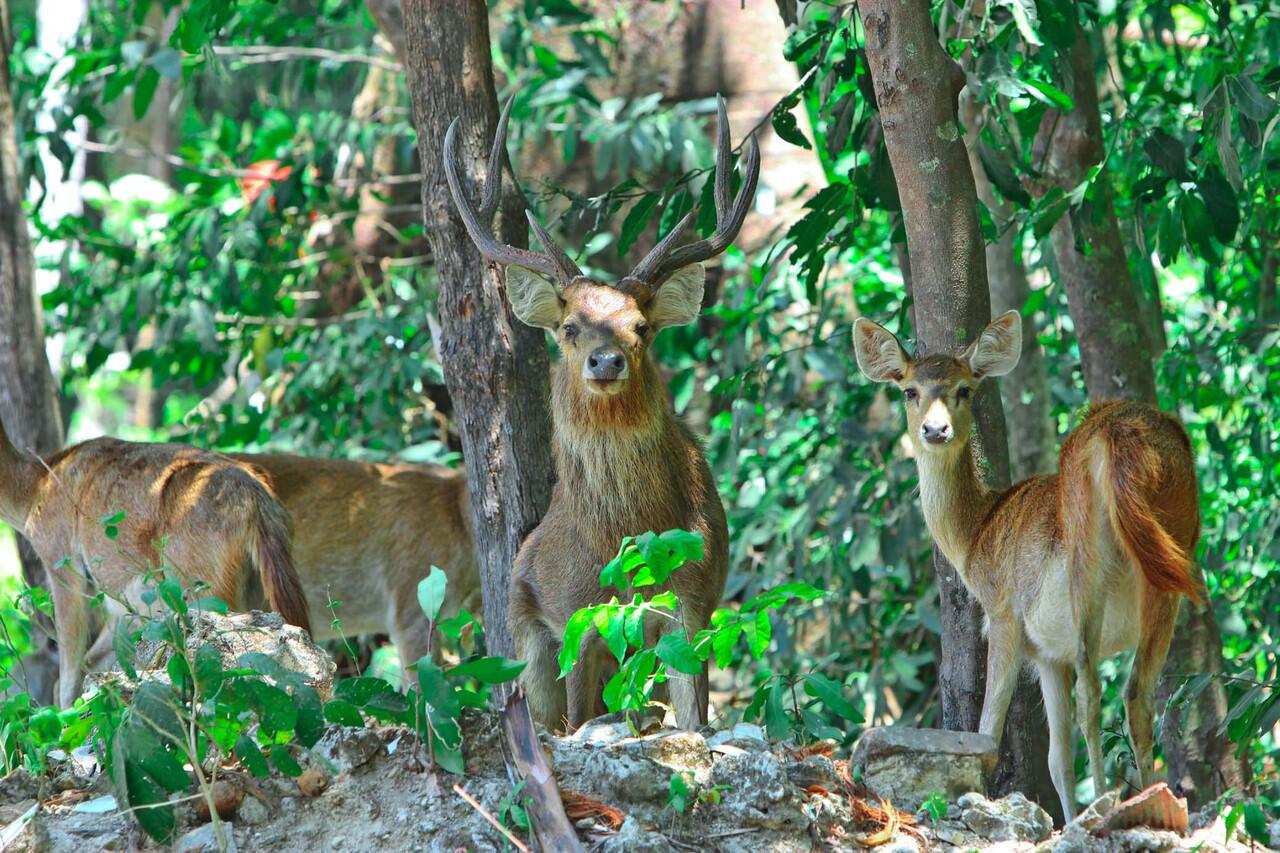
[1223,799,1273,846]
[558,529,860,742]
[920,791,948,825]
[665,770,729,814]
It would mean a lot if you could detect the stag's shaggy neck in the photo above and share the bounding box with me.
[549,355,692,549]
[914,439,1000,576]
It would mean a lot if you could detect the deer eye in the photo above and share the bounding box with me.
[903,387,919,402]
[956,386,972,401]
[635,322,649,337]
[562,323,579,341]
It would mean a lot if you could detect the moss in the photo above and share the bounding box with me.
[918,157,941,174]
[935,121,961,142]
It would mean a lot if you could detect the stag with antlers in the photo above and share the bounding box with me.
[443,96,758,731]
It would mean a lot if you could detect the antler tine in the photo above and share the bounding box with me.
[442,101,580,285]
[526,210,584,282]
[625,95,761,291]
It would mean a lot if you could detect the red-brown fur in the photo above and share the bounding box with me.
[854,312,1204,820]
[0,418,309,707]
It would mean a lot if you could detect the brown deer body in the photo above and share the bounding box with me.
[444,96,757,731]
[0,419,310,707]
[854,312,1204,820]
[229,453,479,669]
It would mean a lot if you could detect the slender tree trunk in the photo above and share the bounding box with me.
[400,0,555,662]
[860,0,1056,816]
[961,110,1056,480]
[1034,23,1247,807]
[1,0,65,704]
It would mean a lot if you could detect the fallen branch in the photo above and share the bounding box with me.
[500,687,583,852]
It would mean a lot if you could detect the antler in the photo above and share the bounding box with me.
[443,96,583,287]
[622,95,761,299]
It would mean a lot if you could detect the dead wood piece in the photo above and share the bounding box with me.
[501,687,584,852]
[1097,782,1189,837]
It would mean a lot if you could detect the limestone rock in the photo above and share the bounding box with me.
[597,816,676,853]
[958,791,1053,843]
[709,751,806,831]
[851,726,997,810]
[313,726,385,775]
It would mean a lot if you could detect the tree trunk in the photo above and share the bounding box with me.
[1034,23,1247,807]
[860,0,1057,817]
[400,0,555,662]
[961,114,1056,480]
[1,0,66,704]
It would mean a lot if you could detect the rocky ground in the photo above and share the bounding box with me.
[0,614,1275,852]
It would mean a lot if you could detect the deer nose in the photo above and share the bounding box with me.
[586,347,627,381]
[921,421,953,445]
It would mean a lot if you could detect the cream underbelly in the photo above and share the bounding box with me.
[1023,556,1143,662]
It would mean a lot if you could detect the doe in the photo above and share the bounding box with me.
[444,96,758,731]
[853,311,1204,820]
[0,417,311,707]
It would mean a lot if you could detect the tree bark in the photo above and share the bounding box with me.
[961,114,1056,480]
[1034,23,1247,807]
[1,0,66,704]
[860,0,1056,816]
[400,0,555,662]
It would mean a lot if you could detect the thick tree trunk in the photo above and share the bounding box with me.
[400,0,555,662]
[860,0,1056,817]
[1034,23,1247,807]
[1,0,65,704]
[401,5,577,846]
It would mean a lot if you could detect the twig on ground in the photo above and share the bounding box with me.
[453,784,530,853]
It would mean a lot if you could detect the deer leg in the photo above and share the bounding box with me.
[666,607,709,730]
[1126,588,1179,788]
[511,583,567,731]
[1036,659,1078,822]
[978,617,1024,747]
[52,566,91,709]
[565,639,604,731]
[1075,613,1106,799]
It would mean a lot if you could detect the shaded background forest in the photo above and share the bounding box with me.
[0,0,1276,819]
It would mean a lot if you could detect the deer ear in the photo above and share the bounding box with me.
[504,267,564,330]
[647,264,705,329]
[853,317,911,383]
[964,310,1022,378]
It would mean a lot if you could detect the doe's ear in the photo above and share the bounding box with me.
[853,317,912,383]
[504,267,564,330]
[964,310,1022,378]
[647,264,705,330]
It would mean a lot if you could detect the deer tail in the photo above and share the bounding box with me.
[250,495,311,634]
[1098,430,1202,605]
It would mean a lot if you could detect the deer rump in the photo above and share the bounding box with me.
[20,438,309,705]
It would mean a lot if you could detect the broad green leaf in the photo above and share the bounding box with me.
[803,673,863,724]
[1197,168,1239,244]
[293,685,325,748]
[711,623,742,669]
[618,194,660,257]
[417,567,448,623]
[133,67,160,120]
[29,708,62,744]
[417,659,461,718]
[1243,803,1269,844]
[772,104,811,150]
[1021,79,1073,111]
[235,733,270,778]
[764,681,791,740]
[655,633,703,675]
[323,700,365,728]
[449,656,526,685]
[1143,128,1190,181]
[1227,76,1277,122]
[559,608,595,677]
[269,743,302,777]
[432,737,466,775]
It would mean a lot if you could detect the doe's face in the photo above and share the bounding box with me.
[503,264,707,397]
[852,310,1023,454]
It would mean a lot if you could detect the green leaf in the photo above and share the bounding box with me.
[1227,75,1277,122]
[744,610,772,658]
[432,737,466,775]
[114,623,138,680]
[711,623,742,670]
[133,67,160,120]
[655,633,703,675]
[29,708,62,744]
[1021,79,1073,111]
[559,608,595,677]
[269,743,302,778]
[618,194,660,257]
[977,141,1031,207]
[1197,168,1239,244]
[417,659,461,718]
[323,700,366,728]
[764,681,791,740]
[193,643,224,698]
[1180,191,1216,260]
[1243,803,1269,844]
[293,685,325,748]
[449,656,526,685]
[771,103,811,150]
[417,567,448,623]
[246,680,298,736]
[597,607,627,663]
[1004,0,1043,46]
[803,673,863,723]
[1143,129,1190,181]
[235,734,270,778]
